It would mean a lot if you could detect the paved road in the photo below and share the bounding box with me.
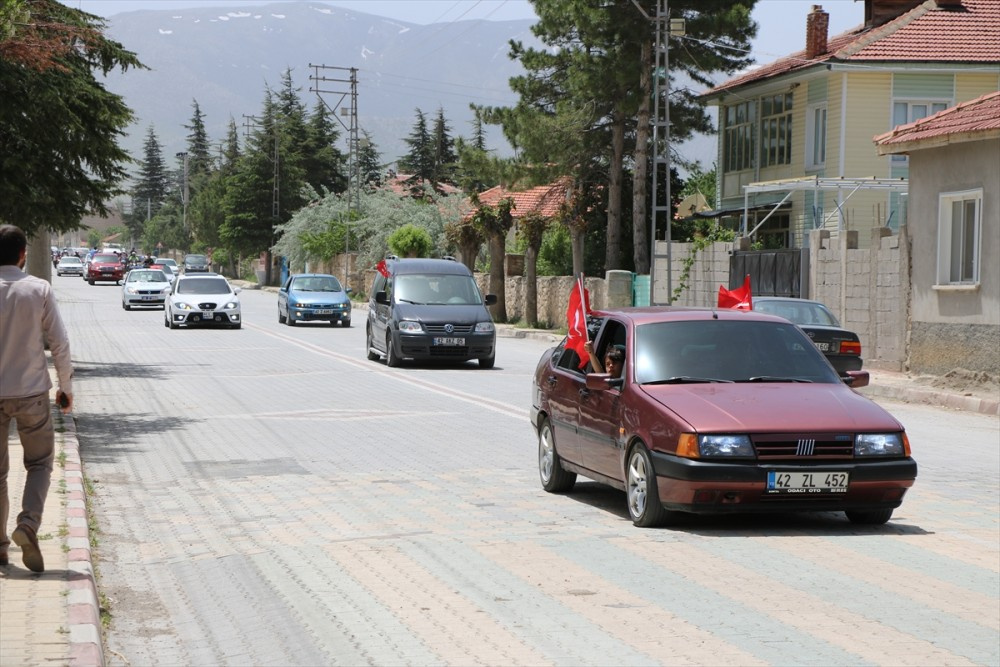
[51,276,999,666]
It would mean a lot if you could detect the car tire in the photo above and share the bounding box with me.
[287,312,295,326]
[626,444,669,528]
[168,314,178,330]
[123,302,131,311]
[278,309,286,324]
[538,418,576,493]
[231,323,242,330]
[163,313,170,328]
[341,318,351,328]
[88,278,94,285]
[366,327,380,361]
[846,508,893,525]
[478,353,495,369]
[385,332,401,367]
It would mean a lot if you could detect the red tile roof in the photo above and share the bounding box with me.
[706,0,1000,96]
[475,177,572,219]
[874,90,1000,150]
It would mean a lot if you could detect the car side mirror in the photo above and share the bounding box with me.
[843,370,869,388]
[345,287,353,295]
[375,291,390,305]
[585,373,623,390]
[484,294,498,306]
[234,287,242,294]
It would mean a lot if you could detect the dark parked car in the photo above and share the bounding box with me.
[84,253,124,285]
[183,254,210,273]
[278,273,353,326]
[530,307,916,527]
[752,297,862,376]
[366,256,497,368]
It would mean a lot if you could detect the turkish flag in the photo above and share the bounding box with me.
[376,259,389,277]
[566,276,591,369]
[718,275,753,310]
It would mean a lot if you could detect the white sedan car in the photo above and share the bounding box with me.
[165,273,242,329]
[56,255,85,276]
[121,269,172,310]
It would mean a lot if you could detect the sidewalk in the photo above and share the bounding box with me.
[1,327,994,667]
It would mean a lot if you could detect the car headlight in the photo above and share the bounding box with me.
[398,320,422,333]
[175,302,194,310]
[223,301,239,310]
[475,322,495,333]
[126,287,138,294]
[855,433,905,456]
[342,301,352,311]
[677,433,754,458]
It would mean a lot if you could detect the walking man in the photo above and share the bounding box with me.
[0,224,74,572]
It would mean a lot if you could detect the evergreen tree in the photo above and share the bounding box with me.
[431,107,457,186]
[358,130,384,188]
[130,125,170,237]
[184,99,212,181]
[0,0,143,237]
[398,108,435,196]
[302,98,346,194]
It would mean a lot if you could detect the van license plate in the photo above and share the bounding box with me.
[433,337,465,346]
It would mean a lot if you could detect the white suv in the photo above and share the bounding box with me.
[165,273,242,329]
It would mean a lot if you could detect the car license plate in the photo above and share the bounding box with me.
[315,309,333,315]
[767,471,849,494]
[814,341,830,352]
[433,337,465,346]
[201,311,214,319]
[141,296,157,301]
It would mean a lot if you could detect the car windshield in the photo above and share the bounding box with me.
[93,254,119,263]
[59,257,82,264]
[177,278,231,295]
[394,274,482,305]
[634,320,841,385]
[292,276,343,292]
[185,255,207,264]
[754,300,841,327]
[129,271,167,283]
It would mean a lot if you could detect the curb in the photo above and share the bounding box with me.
[858,383,1000,416]
[59,413,105,667]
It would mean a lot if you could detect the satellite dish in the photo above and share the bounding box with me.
[677,193,710,217]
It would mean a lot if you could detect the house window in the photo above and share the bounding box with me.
[760,93,793,168]
[806,104,827,169]
[891,100,949,163]
[723,101,755,173]
[936,189,982,286]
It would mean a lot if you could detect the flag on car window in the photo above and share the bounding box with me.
[566,275,591,368]
[376,259,390,277]
[718,274,753,310]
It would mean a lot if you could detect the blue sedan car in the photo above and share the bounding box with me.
[278,273,353,327]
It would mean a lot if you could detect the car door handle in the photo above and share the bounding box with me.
[578,387,590,398]
[546,375,557,386]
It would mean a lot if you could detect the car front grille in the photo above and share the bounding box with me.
[428,346,471,357]
[425,324,475,335]
[753,434,854,460]
[197,301,219,309]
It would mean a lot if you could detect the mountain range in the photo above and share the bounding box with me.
[100,2,538,171]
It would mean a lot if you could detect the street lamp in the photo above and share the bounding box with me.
[175,152,189,234]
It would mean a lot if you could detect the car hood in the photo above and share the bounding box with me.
[130,281,170,288]
[393,302,490,324]
[171,292,237,301]
[640,382,901,432]
[289,291,350,305]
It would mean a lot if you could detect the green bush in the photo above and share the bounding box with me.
[388,224,433,258]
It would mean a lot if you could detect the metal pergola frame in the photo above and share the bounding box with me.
[742,176,909,238]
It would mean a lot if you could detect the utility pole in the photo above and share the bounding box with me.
[309,64,359,288]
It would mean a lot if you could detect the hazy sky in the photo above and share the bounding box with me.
[72,0,867,63]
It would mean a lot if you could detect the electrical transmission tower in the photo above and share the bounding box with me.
[308,64,360,218]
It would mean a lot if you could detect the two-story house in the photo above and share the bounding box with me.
[701,0,999,250]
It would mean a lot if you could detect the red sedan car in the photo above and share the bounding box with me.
[85,253,124,285]
[530,307,916,528]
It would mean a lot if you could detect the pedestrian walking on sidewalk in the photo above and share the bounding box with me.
[0,224,74,572]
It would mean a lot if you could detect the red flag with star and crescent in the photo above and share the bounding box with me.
[566,274,591,369]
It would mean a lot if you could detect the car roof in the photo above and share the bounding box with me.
[589,306,788,326]
[384,258,471,276]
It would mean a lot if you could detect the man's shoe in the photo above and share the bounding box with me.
[11,524,44,573]
[0,550,8,566]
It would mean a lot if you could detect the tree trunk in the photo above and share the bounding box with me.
[525,243,539,327]
[264,249,273,286]
[489,232,507,322]
[459,240,480,273]
[632,39,652,274]
[606,109,625,270]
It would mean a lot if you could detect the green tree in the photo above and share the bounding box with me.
[398,108,435,196]
[128,125,170,240]
[387,224,433,258]
[358,130,384,188]
[302,98,346,194]
[0,0,143,238]
[431,107,457,186]
[184,99,212,181]
[469,197,514,322]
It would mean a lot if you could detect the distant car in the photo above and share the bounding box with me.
[751,297,863,376]
[153,257,179,274]
[121,269,171,310]
[531,307,916,527]
[183,254,210,273]
[278,273,353,327]
[85,253,124,285]
[149,263,176,285]
[165,273,241,329]
[56,255,85,276]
